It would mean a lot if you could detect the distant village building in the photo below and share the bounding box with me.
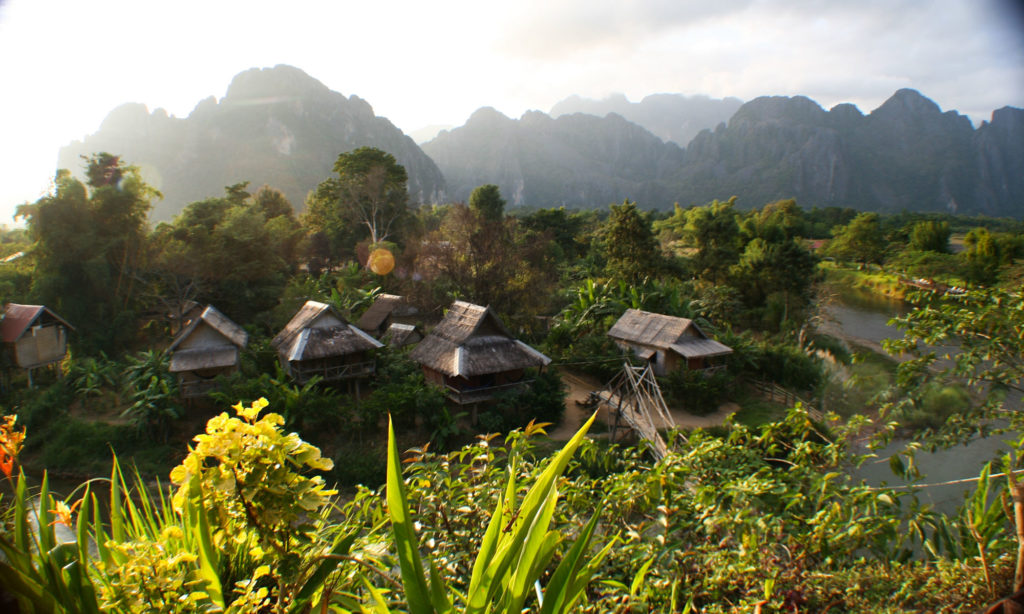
[409,301,550,405]
[355,294,416,338]
[166,305,247,399]
[1,303,74,386]
[607,309,733,376]
[272,300,383,384]
[382,323,423,349]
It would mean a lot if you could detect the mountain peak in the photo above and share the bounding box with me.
[223,65,331,102]
[873,88,942,118]
[466,106,513,125]
[731,95,826,125]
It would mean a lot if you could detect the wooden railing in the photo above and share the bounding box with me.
[291,360,376,383]
[444,379,534,405]
[748,378,824,422]
[180,379,221,399]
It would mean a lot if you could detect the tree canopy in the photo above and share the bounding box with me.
[16,154,159,352]
[303,147,409,261]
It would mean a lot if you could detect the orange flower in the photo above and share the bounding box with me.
[0,415,25,478]
[0,453,12,479]
[50,499,83,528]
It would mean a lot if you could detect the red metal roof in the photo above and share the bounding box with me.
[1,304,73,343]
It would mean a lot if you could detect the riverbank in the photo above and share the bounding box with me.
[820,261,908,301]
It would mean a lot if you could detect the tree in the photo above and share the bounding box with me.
[16,154,158,352]
[961,227,1002,285]
[303,147,409,260]
[908,220,950,253]
[603,200,661,283]
[730,237,818,327]
[468,184,505,222]
[739,198,807,243]
[684,197,741,284]
[149,184,300,322]
[826,212,886,265]
[418,186,557,317]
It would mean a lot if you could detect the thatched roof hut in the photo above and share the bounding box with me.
[382,323,422,349]
[410,301,550,404]
[166,305,247,398]
[1,304,74,380]
[272,301,383,383]
[356,294,412,337]
[607,309,732,375]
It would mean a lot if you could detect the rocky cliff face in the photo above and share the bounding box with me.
[58,65,447,221]
[677,89,1021,216]
[422,108,685,208]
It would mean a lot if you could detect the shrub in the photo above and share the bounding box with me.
[660,368,733,415]
[491,369,567,430]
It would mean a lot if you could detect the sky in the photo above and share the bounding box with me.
[0,0,1022,224]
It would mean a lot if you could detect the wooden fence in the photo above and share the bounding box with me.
[748,378,825,422]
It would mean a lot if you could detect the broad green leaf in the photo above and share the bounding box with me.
[189,473,224,608]
[385,415,433,614]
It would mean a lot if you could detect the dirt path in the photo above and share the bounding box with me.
[547,368,738,441]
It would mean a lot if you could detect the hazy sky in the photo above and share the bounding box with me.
[1,0,1022,223]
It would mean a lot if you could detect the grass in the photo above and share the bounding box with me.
[732,391,788,427]
[820,262,907,300]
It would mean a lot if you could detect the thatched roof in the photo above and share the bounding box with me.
[272,301,382,362]
[410,301,550,377]
[670,338,733,359]
[383,323,422,348]
[170,347,239,373]
[168,305,247,352]
[356,294,405,333]
[166,306,247,373]
[1,304,74,344]
[608,308,732,359]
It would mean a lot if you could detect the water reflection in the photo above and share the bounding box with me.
[822,283,1015,516]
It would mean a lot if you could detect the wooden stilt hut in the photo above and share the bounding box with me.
[166,305,247,399]
[1,304,74,387]
[272,301,383,384]
[356,294,405,338]
[409,301,550,405]
[607,309,733,376]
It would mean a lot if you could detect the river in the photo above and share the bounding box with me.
[822,284,1019,515]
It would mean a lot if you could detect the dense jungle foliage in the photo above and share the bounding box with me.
[0,151,1023,611]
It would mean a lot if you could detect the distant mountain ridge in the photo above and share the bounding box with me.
[430,89,1023,216]
[675,89,1023,215]
[58,65,447,221]
[59,66,1024,219]
[549,92,743,147]
[423,108,685,207]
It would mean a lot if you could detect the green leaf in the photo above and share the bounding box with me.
[385,415,433,614]
[0,561,63,614]
[291,530,359,611]
[428,558,453,614]
[630,557,654,598]
[539,504,605,614]
[189,473,224,608]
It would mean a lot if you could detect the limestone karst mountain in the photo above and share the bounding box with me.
[422,107,686,208]
[60,67,1023,218]
[432,89,1023,215]
[675,89,1023,215]
[58,65,447,221]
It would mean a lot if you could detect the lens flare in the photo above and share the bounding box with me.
[368,248,395,275]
